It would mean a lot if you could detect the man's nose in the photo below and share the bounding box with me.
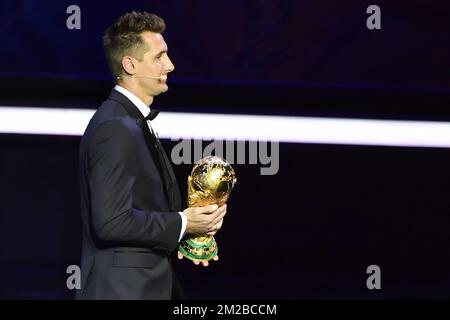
[165,56,175,73]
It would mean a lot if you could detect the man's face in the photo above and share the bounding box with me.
[134,31,175,96]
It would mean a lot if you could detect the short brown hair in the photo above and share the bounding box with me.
[103,11,166,78]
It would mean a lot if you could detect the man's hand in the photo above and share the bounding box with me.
[177,250,219,267]
[183,204,227,236]
[179,204,227,266]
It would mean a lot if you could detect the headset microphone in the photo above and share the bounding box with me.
[116,75,167,81]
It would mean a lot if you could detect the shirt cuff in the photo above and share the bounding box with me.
[178,211,187,242]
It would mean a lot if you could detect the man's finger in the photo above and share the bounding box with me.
[215,205,227,217]
[177,251,184,259]
[202,261,209,267]
[213,255,219,261]
[212,211,226,226]
[193,260,200,265]
[213,212,226,230]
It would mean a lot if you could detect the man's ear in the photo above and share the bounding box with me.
[121,56,136,76]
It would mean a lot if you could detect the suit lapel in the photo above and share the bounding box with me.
[107,90,181,211]
[154,137,182,211]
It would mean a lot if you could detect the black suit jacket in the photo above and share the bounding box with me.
[77,89,184,300]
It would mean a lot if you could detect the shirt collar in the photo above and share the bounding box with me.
[114,85,150,118]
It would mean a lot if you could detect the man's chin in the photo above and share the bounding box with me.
[159,84,169,93]
[151,85,169,96]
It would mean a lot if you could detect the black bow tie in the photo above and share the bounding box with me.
[145,108,160,121]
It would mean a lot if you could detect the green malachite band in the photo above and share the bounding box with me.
[185,238,215,249]
[179,243,218,261]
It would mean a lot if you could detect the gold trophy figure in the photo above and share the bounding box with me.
[178,156,237,262]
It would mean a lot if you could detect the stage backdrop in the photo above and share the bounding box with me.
[1,134,450,299]
[0,0,449,89]
[1,0,450,299]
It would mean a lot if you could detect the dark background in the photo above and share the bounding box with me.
[1,0,450,299]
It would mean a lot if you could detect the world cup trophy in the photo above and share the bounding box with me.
[178,155,237,261]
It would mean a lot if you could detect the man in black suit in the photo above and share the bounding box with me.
[77,11,227,300]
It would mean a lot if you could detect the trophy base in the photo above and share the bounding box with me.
[179,236,218,262]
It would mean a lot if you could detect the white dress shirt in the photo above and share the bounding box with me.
[114,85,187,242]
